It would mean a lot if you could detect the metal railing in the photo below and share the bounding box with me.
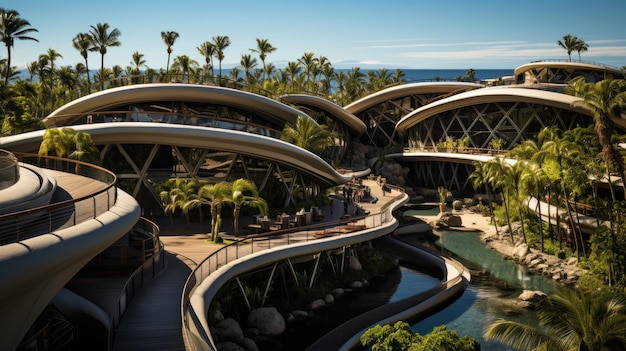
[181,188,406,351]
[109,217,164,349]
[0,153,117,245]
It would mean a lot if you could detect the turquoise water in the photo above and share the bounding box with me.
[389,229,555,350]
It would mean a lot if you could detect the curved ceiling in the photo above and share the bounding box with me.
[280,94,367,135]
[395,87,591,133]
[44,83,313,127]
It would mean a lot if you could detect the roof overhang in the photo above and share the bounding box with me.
[280,94,367,135]
[44,84,312,127]
[396,87,591,133]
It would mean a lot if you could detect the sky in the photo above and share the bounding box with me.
[3,0,626,71]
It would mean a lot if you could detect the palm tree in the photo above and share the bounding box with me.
[486,157,515,242]
[161,30,179,75]
[197,41,216,82]
[56,65,77,103]
[212,35,231,86]
[568,76,626,199]
[484,288,626,351]
[185,181,232,241]
[239,53,258,84]
[72,32,92,90]
[574,38,589,61]
[280,115,333,156]
[469,161,499,235]
[88,22,121,90]
[557,34,579,62]
[128,51,147,83]
[171,55,198,83]
[230,179,267,236]
[250,38,276,81]
[0,8,39,85]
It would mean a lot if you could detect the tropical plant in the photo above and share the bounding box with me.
[557,34,579,62]
[229,179,267,236]
[212,35,231,85]
[280,115,333,156]
[574,38,589,61]
[184,181,232,242]
[72,32,92,90]
[161,30,179,75]
[484,288,626,351]
[469,160,499,235]
[0,8,39,84]
[88,22,121,90]
[197,41,216,82]
[567,76,626,200]
[250,38,276,81]
[361,321,480,351]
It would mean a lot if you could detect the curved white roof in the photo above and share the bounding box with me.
[396,86,591,133]
[344,82,483,114]
[280,94,367,135]
[1,123,352,186]
[514,61,626,78]
[44,84,313,127]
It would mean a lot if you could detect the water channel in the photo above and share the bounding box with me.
[396,208,558,351]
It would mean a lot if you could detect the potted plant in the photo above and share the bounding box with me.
[438,186,448,212]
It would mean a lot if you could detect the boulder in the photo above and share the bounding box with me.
[349,255,362,270]
[247,307,285,336]
[437,213,462,227]
[331,288,345,296]
[217,341,245,351]
[324,294,334,304]
[350,280,363,289]
[452,199,463,211]
[310,299,326,310]
[519,290,546,303]
[213,318,244,342]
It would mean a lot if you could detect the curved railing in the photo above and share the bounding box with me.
[45,110,283,139]
[181,188,406,351]
[528,58,626,73]
[0,149,19,190]
[0,153,117,245]
[109,217,165,349]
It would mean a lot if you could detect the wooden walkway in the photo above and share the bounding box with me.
[85,180,399,350]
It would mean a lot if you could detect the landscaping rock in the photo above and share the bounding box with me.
[310,299,326,310]
[213,318,244,342]
[349,255,362,270]
[247,307,285,337]
[324,294,334,304]
[217,341,245,351]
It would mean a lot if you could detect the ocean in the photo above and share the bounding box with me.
[398,68,513,82]
[16,68,515,84]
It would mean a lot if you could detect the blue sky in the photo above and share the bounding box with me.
[4,0,626,70]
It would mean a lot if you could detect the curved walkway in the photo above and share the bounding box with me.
[112,180,393,350]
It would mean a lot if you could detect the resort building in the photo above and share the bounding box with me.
[1,59,625,350]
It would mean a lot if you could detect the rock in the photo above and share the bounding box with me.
[310,299,326,310]
[247,307,285,336]
[437,212,463,227]
[324,294,334,304]
[212,309,225,322]
[519,290,546,303]
[566,257,578,266]
[217,341,245,351]
[331,288,345,296]
[291,310,308,319]
[349,255,362,270]
[452,199,463,211]
[512,243,529,259]
[239,337,259,351]
[350,280,363,289]
[213,318,244,342]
